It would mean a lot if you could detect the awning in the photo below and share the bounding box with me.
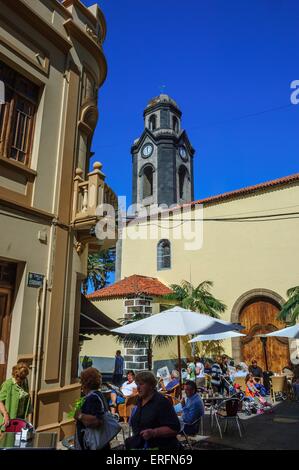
[80,294,120,336]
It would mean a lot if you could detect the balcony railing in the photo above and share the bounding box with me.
[72,162,117,227]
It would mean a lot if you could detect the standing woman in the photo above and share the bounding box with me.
[126,372,181,450]
[74,367,110,450]
[0,362,31,430]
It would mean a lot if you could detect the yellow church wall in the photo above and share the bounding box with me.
[120,183,299,362]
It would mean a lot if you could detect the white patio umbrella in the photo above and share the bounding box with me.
[188,330,246,343]
[265,324,299,339]
[112,306,242,390]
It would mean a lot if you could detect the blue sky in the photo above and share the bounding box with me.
[82,0,299,203]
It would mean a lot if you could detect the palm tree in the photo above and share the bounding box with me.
[165,280,227,359]
[82,250,115,295]
[116,313,174,371]
[277,286,299,323]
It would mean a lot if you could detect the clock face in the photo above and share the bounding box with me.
[142,143,153,158]
[179,145,187,160]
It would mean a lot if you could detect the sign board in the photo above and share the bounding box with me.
[27,272,44,288]
[156,366,170,386]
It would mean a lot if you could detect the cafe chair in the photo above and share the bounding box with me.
[179,417,203,450]
[211,397,243,439]
[233,376,247,392]
[5,419,29,433]
[270,376,288,403]
[163,383,181,404]
[118,394,138,423]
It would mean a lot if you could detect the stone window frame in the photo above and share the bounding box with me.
[178,164,190,200]
[0,60,39,168]
[149,114,157,131]
[172,115,179,132]
[139,162,156,202]
[157,239,171,271]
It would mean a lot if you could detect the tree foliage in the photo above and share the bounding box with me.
[277,286,299,324]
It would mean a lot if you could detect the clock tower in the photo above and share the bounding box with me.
[131,94,195,209]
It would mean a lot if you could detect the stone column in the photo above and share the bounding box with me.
[123,296,153,373]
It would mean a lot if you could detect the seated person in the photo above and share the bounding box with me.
[159,370,180,393]
[249,360,263,380]
[109,370,137,413]
[204,362,212,375]
[253,377,267,397]
[174,380,204,435]
[292,378,299,400]
[245,373,259,399]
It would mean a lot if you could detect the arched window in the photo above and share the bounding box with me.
[178,165,189,200]
[149,114,157,131]
[157,239,171,270]
[172,116,179,132]
[142,165,154,199]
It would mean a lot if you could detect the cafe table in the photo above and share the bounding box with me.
[0,432,58,450]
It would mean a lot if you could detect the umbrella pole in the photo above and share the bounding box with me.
[177,336,182,398]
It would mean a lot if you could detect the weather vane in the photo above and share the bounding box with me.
[160,84,166,94]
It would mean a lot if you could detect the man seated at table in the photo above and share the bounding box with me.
[109,370,138,414]
[158,370,180,393]
[249,360,263,380]
[174,380,204,435]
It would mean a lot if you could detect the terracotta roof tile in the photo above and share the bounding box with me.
[188,172,299,208]
[87,274,173,300]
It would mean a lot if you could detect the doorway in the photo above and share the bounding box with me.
[0,262,16,383]
[240,297,289,372]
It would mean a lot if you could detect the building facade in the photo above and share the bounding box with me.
[0,0,116,437]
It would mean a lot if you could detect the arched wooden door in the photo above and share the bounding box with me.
[240,297,289,373]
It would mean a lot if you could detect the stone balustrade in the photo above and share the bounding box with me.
[72,161,117,226]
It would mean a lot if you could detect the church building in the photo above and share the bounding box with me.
[82,94,299,375]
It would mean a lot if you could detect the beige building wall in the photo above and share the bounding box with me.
[0,0,111,437]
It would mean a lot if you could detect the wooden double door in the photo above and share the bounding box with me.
[240,298,289,373]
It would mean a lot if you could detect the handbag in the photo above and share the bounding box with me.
[83,394,121,450]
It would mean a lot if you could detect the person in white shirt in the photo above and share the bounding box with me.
[109,370,137,413]
[195,358,205,389]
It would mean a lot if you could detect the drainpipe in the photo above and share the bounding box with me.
[30,286,42,423]
[31,276,47,428]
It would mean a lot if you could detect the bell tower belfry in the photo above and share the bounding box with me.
[131,94,195,209]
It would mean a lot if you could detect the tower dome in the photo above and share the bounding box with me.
[143,94,182,133]
[145,94,180,111]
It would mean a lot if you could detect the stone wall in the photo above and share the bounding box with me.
[123,297,153,372]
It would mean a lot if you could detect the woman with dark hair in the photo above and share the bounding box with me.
[0,362,31,430]
[75,367,110,450]
[125,371,181,450]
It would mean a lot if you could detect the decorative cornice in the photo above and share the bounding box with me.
[1,0,72,54]
[143,101,182,118]
[62,0,97,27]
[62,0,107,44]
[49,0,73,19]
[63,19,107,87]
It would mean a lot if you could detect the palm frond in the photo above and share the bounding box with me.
[277,286,299,323]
